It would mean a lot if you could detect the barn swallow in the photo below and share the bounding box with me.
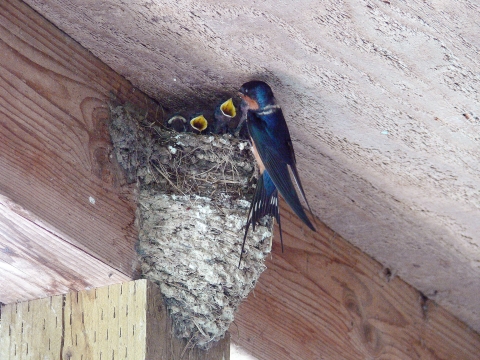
[167,115,187,132]
[239,81,316,265]
[190,114,208,133]
[213,98,236,134]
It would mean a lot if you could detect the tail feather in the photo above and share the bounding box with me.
[239,171,281,266]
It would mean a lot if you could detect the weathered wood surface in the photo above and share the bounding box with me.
[0,194,127,303]
[0,1,479,359]
[0,0,161,301]
[0,280,230,359]
[23,0,480,333]
[232,199,480,360]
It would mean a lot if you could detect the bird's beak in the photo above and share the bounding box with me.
[219,98,236,118]
[190,115,208,132]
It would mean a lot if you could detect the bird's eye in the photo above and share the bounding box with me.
[244,88,249,93]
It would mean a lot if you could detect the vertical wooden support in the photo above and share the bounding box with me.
[0,280,230,359]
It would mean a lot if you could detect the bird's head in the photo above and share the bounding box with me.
[239,81,275,110]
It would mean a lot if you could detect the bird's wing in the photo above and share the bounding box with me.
[239,170,281,266]
[286,139,316,222]
[247,110,315,231]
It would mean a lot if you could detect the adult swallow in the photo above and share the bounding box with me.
[238,80,316,265]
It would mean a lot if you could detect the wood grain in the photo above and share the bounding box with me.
[22,0,480,333]
[0,280,230,359]
[0,294,64,358]
[0,0,161,289]
[0,194,128,303]
[232,199,480,359]
[0,1,479,358]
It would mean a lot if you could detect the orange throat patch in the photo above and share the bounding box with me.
[240,94,259,110]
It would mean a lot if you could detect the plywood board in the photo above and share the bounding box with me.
[0,280,230,359]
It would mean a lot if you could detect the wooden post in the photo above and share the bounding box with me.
[0,280,230,359]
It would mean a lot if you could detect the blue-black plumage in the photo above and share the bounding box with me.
[239,80,316,265]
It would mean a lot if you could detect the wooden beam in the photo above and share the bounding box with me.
[0,194,128,302]
[232,199,480,359]
[0,0,161,301]
[1,1,479,358]
[0,280,230,359]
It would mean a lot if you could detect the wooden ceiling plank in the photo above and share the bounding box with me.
[232,200,480,359]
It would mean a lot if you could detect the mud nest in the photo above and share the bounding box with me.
[109,103,273,348]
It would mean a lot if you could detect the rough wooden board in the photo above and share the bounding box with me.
[144,280,231,359]
[0,280,230,359]
[2,1,478,356]
[0,295,63,359]
[0,0,161,285]
[232,200,480,359]
[22,0,480,332]
[0,194,128,303]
